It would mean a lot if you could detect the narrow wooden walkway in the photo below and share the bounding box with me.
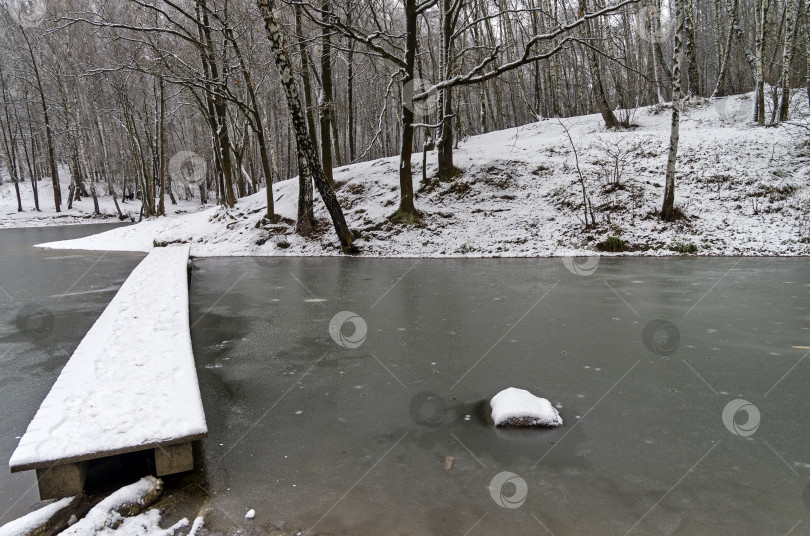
[9,245,207,499]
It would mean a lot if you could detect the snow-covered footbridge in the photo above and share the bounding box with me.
[9,245,207,499]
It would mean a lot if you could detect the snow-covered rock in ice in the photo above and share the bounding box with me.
[490,387,562,428]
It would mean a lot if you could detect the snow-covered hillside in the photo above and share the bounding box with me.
[35,92,810,256]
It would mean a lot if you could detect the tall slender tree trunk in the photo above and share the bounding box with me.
[22,30,60,211]
[777,0,798,121]
[685,0,701,95]
[393,0,419,222]
[580,0,620,128]
[712,0,736,96]
[683,0,696,96]
[256,0,354,251]
[320,0,336,187]
[96,115,123,219]
[346,1,356,161]
[158,77,166,216]
[755,0,770,123]
[437,0,455,179]
[295,5,318,150]
[806,11,810,112]
[662,0,684,220]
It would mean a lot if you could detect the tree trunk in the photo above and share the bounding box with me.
[393,0,419,222]
[22,30,61,212]
[685,0,701,95]
[712,0,736,97]
[662,0,684,220]
[777,0,798,121]
[320,0,335,187]
[198,0,236,207]
[256,0,354,251]
[755,0,770,124]
[580,0,620,128]
[158,77,166,216]
[437,0,455,180]
[295,5,318,150]
[14,182,22,212]
[347,2,356,161]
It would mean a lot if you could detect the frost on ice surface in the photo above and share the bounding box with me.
[0,496,73,536]
[491,387,563,428]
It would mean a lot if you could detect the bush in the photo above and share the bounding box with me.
[669,240,698,254]
[599,235,627,252]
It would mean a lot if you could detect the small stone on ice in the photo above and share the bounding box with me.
[490,387,563,428]
[245,509,256,519]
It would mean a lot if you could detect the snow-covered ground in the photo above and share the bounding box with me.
[0,164,209,228]
[30,91,810,256]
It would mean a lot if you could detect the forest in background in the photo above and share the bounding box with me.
[0,0,807,250]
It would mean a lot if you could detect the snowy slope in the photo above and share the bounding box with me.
[9,246,207,469]
[37,92,810,256]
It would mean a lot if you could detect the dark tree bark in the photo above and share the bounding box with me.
[436,0,456,180]
[320,0,335,186]
[346,1,356,161]
[295,5,318,150]
[711,0,736,96]
[685,0,701,95]
[21,29,61,211]
[580,0,620,128]
[777,0,799,121]
[392,0,420,222]
[256,0,354,251]
[755,0,770,124]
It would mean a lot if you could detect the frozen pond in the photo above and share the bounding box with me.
[190,256,810,535]
[1,225,809,535]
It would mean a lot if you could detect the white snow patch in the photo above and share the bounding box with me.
[244,509,256,519]
[491,387,563,427]
[0,497,73,536]
[96,509,187,536]
[9,246,207,469]
[187,516,205,536]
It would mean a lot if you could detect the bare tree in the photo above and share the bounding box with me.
[256,0,354,251]
[662,0,684,220]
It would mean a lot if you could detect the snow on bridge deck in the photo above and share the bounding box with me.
[9,245,207,499]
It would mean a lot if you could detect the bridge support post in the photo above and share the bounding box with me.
[36,461,88,500]
[154,443,193,476]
